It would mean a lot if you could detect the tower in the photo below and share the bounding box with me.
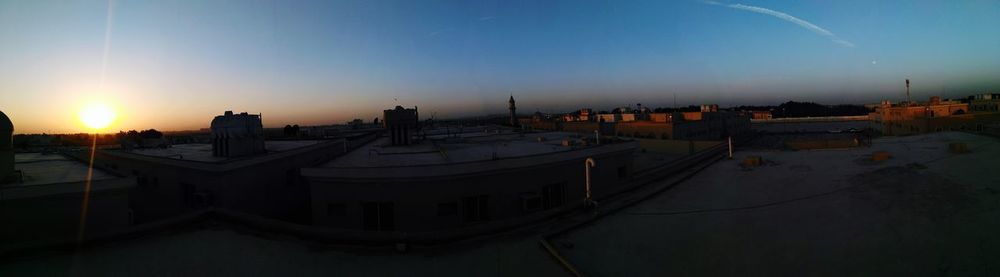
[508,95,517,126]
[906,79,911,105]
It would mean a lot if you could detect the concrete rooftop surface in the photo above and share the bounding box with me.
[3,132,998,276]
[323,131,595,167]
[554,131,1000,276]
[13,153,114,186]
[118,140,321,162]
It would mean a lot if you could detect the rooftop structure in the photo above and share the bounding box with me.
[322,131,598,168]
[302,130,639,231]
[383,106,419,146]
[0,111,12,183]
[210,111,265,158]
[117,140,322,163]
[2,152,134,246]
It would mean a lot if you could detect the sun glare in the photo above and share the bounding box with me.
[78,102,117,130]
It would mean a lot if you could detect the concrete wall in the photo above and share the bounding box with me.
[74,134,378,224]
[305,143,637,232]
[0,178,134,246]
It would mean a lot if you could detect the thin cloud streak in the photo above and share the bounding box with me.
[703,1,855,48]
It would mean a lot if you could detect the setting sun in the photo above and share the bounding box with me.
[78,102,117,130]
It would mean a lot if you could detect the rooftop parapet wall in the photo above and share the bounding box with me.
[302,141,638,180]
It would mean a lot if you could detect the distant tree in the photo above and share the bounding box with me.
[283,125,293,136]
[139,129,163,139]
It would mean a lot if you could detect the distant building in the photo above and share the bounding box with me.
[648,113,671,123]
[508,95,517,126]
[525,105,749,140]
[596,114,620,123]
[383,106,419,146]
[751,111,773,120]
[870,96,979,135]
[579,108,593,122]
[620,113,637,122]
[969,93,1000,113]
[211,111,265,157]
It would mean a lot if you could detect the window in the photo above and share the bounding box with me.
[520,193,542,212]
[463,195,490,222]
[542,182,566,210]
[618,166,628,179]
[362,202,394,231]
[437,202,458,216]
[327,203,346,216]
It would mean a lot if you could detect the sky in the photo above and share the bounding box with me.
[2,0,999,133]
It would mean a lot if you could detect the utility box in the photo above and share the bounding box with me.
[872,151,892,161]
[742,156,763,167]
[949,142,968,153]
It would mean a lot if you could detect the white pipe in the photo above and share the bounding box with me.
[585,157,596,202]
[728,136,733,159]
[594,130,600,145]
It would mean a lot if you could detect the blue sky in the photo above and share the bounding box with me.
[2,0,999,132]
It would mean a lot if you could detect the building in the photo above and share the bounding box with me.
[509,95,517,126]
[969,93,1000,113]
[383,106,419,146]
[211,111,265,157]
[1,110,12,182]
[870,96,975,135]
[1,152,135,246]
[579,108,593,122]
[78,113,379,224]
[302,131,638,232]
[525,105,750,140]
[751,111,773,120]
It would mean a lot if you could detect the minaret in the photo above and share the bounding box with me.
[508,95,517,126]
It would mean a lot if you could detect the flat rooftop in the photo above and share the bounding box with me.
[5,132,997,276]
[118,140,321,162]
[322,131,596,167]
[554,131,1000,275]
[11,153,115,186]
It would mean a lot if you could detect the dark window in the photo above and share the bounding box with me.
[362,202,394,231]
[521,193,542,212]
[327,203,346,216]
[542,182,566,210]
[463,195,490,222]
[618,166,628,179]
[437,202,458,216]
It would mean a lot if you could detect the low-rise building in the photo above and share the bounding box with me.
[302,131,637,232]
